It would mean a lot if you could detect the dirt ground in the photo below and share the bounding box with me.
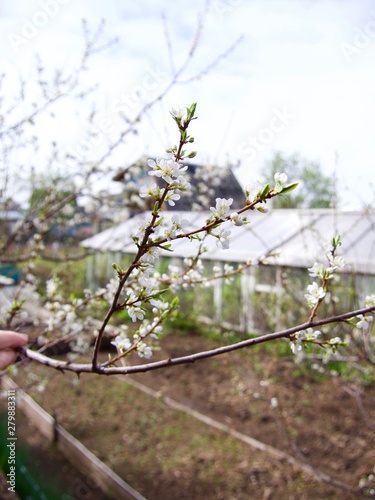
[2,330,375,499]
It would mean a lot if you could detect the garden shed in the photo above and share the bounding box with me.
[81,209,375,334]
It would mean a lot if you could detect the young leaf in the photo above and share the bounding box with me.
[160,244,173,251]
[279,182,299,195]
[259,183,271,200]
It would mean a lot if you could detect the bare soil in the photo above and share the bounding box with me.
[3,330,375,499]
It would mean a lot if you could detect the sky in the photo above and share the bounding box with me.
[1,0,375,209]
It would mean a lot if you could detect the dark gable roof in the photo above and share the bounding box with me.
[113,156,245,211]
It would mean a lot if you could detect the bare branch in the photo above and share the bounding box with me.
[13,306,375,377]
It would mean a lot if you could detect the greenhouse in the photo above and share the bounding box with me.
[81,209,375,333]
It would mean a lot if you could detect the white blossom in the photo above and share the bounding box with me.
[326,255,345,275]
[141,246,160,264]
[274,172,287,184]
[216,228,231,250]
[329,336,342,345]
[230,212,246,226]
[304,282,326,306]
[128,304,145,322]
[245,181,261,202]
[46,278,60,298]
[290,330,306,354]
[324,237,341,255]
[135,217,150,239]
[290,328,321,354]
[72,335,91,354]
[103,279,119,301]
[161,189,180,206]
[171,215,190,233]
[210,198,233,219]
[308,263,325,278]
[270,397,278,409]
[163,215,189,240]
[125,290,145,322]
[274,172,288,193]
[162,226,175,241]
[290,341,303,354]
[171,175,191,192]
[224,264,234,275]
[148,158,188,184]
[356,314,374,330]
[139,185,161,199]
[137,341,153,358]
[365,294,375,307]
[149,298,166,311]
[137,268,154,293]
[111,333,131,353]
[170,107,187,121]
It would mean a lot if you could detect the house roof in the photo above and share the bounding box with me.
[81,209,375,275]
[112,156,245,211]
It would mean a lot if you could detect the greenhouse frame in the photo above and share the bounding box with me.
[81,209,375,333]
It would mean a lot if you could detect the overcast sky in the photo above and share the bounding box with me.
[1,0,375,209]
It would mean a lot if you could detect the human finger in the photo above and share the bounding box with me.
[0,331,28,350]
[0,350,18,370]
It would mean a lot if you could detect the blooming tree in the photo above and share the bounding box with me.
[1,102,373,377]
[0,20,373,380]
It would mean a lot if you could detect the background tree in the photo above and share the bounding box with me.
[261,152,335,209]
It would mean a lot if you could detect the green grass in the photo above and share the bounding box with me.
[29,245,88,298]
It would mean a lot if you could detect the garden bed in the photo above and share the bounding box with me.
[8,330,375,499]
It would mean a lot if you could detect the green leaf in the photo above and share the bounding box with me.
[188,234,202,241]
[112,263,123,275]
[153,201,161,213]
[187,102,197,119]
[159,244,173,251]
[148,289,168,299]
[279,182,299,195]
[171,297,180,307]
[154,217,164,227]
[332,235,342,248]
[259,183,271,200]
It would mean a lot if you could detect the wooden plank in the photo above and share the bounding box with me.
[55,425,145,500]
[1,376,146,500]
[2,376,55,441]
